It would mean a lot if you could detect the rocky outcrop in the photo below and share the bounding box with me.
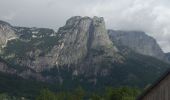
[50,16,119,66]
[108,30,167,62]
[0,20,17,47]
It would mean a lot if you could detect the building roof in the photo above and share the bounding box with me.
[137,69,170,100]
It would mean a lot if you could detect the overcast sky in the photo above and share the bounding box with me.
[0,0,170,52]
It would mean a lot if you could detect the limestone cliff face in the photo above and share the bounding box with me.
[51,16,118,66]
[90,16,114,49]
[108,30,167,61]
[0,20,17,47]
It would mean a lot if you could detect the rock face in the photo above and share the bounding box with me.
[165,53,170,62]
[50,16,118,66]
[108,30,167,61]
[0,20,17,47]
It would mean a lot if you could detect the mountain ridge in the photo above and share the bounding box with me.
[0,16,169,91]
[108,29,169,63]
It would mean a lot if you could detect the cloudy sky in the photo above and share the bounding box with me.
[0,0,170,52]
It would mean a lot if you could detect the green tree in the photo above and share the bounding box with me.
[0,93,11,100]
[105,87,141,100]
[73,86,85,100]
[90,93,103,100]
[36,88,57,100]
[66,86,85,100]
[55,92,67,100]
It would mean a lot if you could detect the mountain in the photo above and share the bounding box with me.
[165,53,170,62]
[0,16,122,74]
[0,20,17,47]
[50,16,120,66]
[108,30,168,63]
[0,17,169,92]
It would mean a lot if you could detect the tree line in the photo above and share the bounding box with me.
[0,86,141,100]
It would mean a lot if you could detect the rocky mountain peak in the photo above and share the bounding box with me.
[65,16,82,26]
[91,16,113,49]
[0,20,17,47]
[93,16,104,25]
[51,16,118,66]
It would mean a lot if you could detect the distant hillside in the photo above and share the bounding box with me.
[108,30,169,63]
